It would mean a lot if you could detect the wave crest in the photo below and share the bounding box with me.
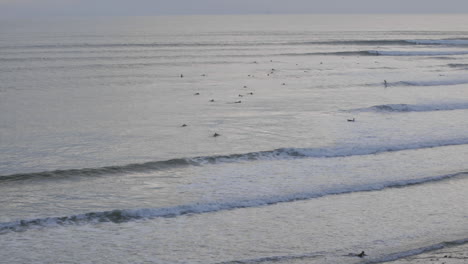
[1,172,466,234]
[4,139,468,181]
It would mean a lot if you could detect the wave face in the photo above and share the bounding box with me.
[3,138,468,181]
[354,103,468,113]
[0,158,196,181]
[1,171,466,234]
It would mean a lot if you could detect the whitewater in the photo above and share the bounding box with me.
[1,14,468,263]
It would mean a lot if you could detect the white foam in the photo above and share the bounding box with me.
[1,171,466,234]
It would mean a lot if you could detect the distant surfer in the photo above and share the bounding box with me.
[384,80,388,87]
[347,118,355,122]
[347,251,367,258]
[180,74,184,78]
[213,133,220,137]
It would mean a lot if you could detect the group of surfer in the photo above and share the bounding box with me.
[177,65,391,137]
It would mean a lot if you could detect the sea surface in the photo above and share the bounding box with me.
[1,14,468,263]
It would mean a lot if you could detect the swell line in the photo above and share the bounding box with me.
[1,171,466,234]
[393,79,468,87]
[3,138,468,181]
[2,38,467,50]
[448,63,468,70]
[0,149,301,182]
[282,50,468,57]
[291,39,468,46]
[216,237,468,264]
[217,252,326,264]
[361,238,468,264]
[0,158,196,181]
[352,103,468,113]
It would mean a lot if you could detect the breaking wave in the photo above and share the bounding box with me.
[1,171,466,234]
[3,138,468,182]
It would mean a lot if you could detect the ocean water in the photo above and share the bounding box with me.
[1,14,468,263]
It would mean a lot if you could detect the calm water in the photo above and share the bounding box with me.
[1,14,468,263]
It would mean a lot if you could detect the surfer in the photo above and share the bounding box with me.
[347,251,367,258]
[347,118,355,122]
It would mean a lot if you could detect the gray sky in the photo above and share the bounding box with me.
[1,0,468,18]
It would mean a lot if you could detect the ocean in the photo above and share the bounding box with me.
[0,14,468,263]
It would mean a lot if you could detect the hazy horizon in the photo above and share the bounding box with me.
[1,0,468,18]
